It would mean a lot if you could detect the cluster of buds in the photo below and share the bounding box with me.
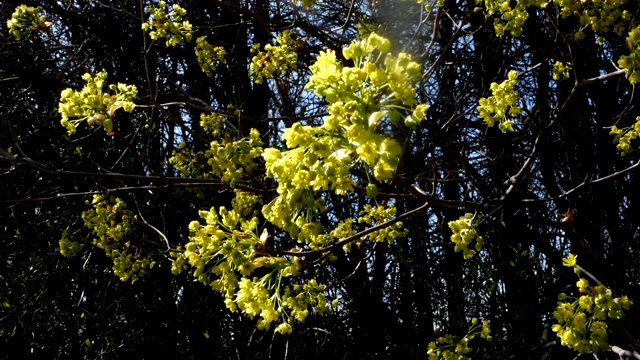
[6,5,51,40]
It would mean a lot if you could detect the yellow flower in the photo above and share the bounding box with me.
[562,254,577,267]
[578,295,593,311]
[275,322,292,334]
[573,312,587,330]
[309,49,341,83]
[576,278,590,293]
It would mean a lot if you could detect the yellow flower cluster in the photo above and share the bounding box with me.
[172,198,333,333]
[478,0,547,37]
[168,142,210,182]
[552,254,633,353]
[232,277,331,333]
[618,25,640,84]
[265,33,427,202]
[264,124,355,191]
[173,33,424,333]
[357,204,408,243]
[262,196,330,250]
[555,0,631,37]
[552,61,571,81]
[172,109,235,154]
[80,195,155,283]
[231,190,263,217]
[235,276,284,330]
[199,112,227,136]
[141,1,192,47]
[59,230,85,257]
[172,206,259,277]
[427,318,492,360]
[477,0,640,86]
[250,30,300,84]
[6,5,50,40]
[58,72,137,135]
[448,213,485,259]
[477,70,521,133]
[478,0,630,38]
[308,32,428,126]
[610,116,640,156]
[340,204,408,252]
[195,36,226,77]
[258,32,424,252]
[169,128,263,186]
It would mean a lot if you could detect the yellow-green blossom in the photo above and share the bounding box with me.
[448,213,484,259]
[610,116,640,156]
[619,25,640,83]
[195,37,226,77]
[477,70,521,133]
[356,204,408,245]
[553,255,634,353]
[58,72,137,135]
[173,199,332,331]
[427,319,491,360]
[59,230,84,257]
[552,61,571,81]
[169,128,263,186]
[250,30,300,83]
[562,254,577,267]
[142,1,192,46]
[6,5,50,40]
[79,195,155,283]
[477,0,631,38]
[296,0,315,9]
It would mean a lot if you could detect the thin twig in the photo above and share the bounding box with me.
[139,0,154,98]
[331,0,356,32]
[44,28,91,74]
[423,20,464,81]
[421,4,440,58]
[330,242,377,288]
[133,197,171,252]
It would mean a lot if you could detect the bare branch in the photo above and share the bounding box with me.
[503,69,627,199]
[611,346,640,359]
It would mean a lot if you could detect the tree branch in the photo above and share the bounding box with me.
[502,69,627,199]
[611,345,640,359]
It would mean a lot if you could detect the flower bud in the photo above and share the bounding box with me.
[88,113,106,126]
[102,118,114,135]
